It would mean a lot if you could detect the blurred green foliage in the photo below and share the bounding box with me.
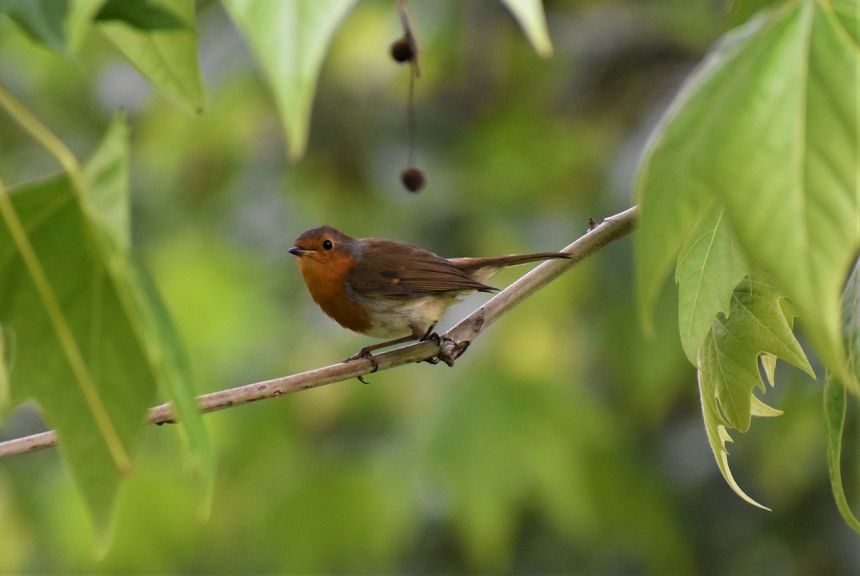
[0,0,857,574]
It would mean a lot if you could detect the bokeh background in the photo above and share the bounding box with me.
[0,0,857,573]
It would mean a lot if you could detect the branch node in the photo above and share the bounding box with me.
[438,337,470,366]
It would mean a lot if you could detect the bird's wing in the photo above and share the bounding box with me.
[348,239,496,297]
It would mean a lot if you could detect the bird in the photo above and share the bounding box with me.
[289,225,571,362]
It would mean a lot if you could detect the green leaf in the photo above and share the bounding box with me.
[0,325,9,407]
[704,276,813,431]
[99,0,205,113]
[0,173,145,531]
[498,0,553,57]
[727,0,784,28]
[831,0,859,44]
[82,117,213,509]
[222,0,358,160]
[843,258,860,378]
[82,116,130,252]
[749,393,782,417]
[637,1,860,389]
[0,117,210,534]
[0,0,108,53]
[698,276,813,509]
[759,352,777,386]
[635,10,761,331]
[95,0,187,31]
[66,0,105,52]
[824,257,860,533]
[824,377,860,533]
[0,0,68,51]
[698,367,767,510]
[676,202,748,362]
[712,0,859,391]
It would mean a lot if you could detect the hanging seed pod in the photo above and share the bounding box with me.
[400,167,425,192]
[390,35,415,63]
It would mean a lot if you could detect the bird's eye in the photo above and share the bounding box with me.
[322,239,333,250]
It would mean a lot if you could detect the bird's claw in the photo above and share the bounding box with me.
[419,331,440,344]
[347,329,441,380]
[344,347,378,384]
[344,346,375,365]
[418,331,441,364]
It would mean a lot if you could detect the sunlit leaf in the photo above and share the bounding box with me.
[727,0,783,28]
[222,0,357,160]
[676,202,747,362]
[82,116,130,252]
[81,117,213,512]
[0,171,146,531]
[698,276,813,509]
[638,1,859,390]
[66,0,105,52]
[760,353,777,387]
[0,117,210,534]
[98,0,205,113]
[498,0,553,57]
[713,1,859,391]
[704,277,813,431]
[824,257,860,533]
[749,394,781,417]
[635,10,761,332]
[831,0,859,44]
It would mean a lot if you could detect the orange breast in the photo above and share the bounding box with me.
[298,256,373,334]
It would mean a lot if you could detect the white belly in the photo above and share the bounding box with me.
[355,293,460,338]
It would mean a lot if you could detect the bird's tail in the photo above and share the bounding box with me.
[450,252,571,283]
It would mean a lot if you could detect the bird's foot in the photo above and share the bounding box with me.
[343,347,379,384]
[418,330,441,364]
[419,331,439,344]
[418,323,438,342]
[343,346,376,365]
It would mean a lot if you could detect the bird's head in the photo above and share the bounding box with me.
[289,225,357,270]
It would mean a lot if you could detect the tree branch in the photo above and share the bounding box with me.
[0,206,638,460]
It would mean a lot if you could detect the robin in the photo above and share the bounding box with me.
[289,226,570,365]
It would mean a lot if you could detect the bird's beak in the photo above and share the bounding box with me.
[289,247,308,256]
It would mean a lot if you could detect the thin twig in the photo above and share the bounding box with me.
[0,206,639,460]
[439,205,639,364]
